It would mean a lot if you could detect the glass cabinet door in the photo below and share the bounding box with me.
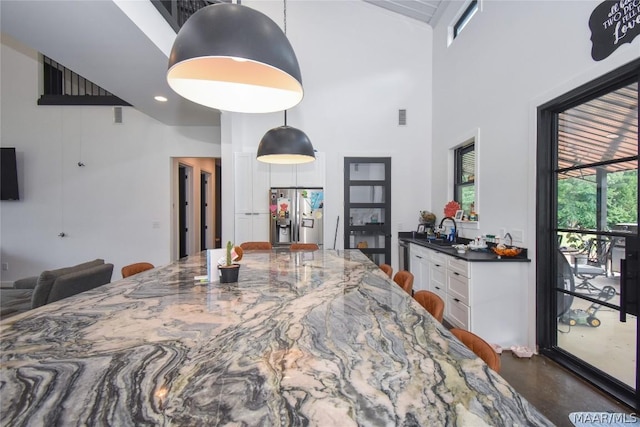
[344,158,391,265]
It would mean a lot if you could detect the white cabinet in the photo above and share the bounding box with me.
[408,241,528,347]
[234,152,270,214]
[446,258,471,330]
[234,153,270,242]
[409,243,430,292]
[429,252,448,303]
[235,213,270,244]
[269,164,296,188]
[268,152,325,188]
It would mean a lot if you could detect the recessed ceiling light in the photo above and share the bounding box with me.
[606,133,619,139]
[154,96,168,102]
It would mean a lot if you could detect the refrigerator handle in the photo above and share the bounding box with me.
[293,192,299,242]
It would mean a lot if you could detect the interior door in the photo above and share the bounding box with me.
[537,62,639,410]
[344,157,391,265]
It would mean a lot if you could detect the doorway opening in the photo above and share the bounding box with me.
[173,157,221,260]
[537,59,639,410]
[179,164,192,259]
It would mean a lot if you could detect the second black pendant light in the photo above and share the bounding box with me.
[257,0,315,165]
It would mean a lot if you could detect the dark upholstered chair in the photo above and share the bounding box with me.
[12,259,105,290]
[1,259,114,319]
[450,328,501,373]
[414,290,444,323]
[393,270,414,296]
[290,243,319,251]
[240,241,272,250]
[122,262,154,278]
[379,264,393,278]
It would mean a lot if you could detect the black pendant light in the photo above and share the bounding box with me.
[257,113,316,164]
[257,0,315,165]
[167,3,303,113]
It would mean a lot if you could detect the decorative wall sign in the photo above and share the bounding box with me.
[589,0,640,61]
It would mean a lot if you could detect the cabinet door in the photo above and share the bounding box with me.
[235,213,270,243]
[430,261,447,301]
[252,213,270,242]
[234,153,254,214]
[409,245,430,292]
[447,296,470,329]
[297,152,325,187]
[252,159,270,214]
[235,213,254,245]
[270,164,296,188]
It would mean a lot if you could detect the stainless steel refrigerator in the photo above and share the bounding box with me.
[269,187,324,247]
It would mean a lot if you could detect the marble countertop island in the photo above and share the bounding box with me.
[0,250,552,426]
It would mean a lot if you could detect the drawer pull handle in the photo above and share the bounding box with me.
[453,272,460,276]
[454,298,460,302]
[435,264,441,267]
[435,286,441,290]
[416,255,423,259]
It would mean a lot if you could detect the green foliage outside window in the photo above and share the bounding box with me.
[557,170,637,230]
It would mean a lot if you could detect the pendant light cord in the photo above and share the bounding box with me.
[283,0,288,127]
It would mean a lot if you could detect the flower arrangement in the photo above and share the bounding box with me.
[444,200,461,217]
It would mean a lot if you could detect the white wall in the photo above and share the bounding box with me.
[0,34,221,283]
[431,0,639,347]
[223,0,434,269]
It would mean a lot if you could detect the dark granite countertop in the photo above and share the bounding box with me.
[399,233,530,262]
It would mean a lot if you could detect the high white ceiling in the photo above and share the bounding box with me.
[364,0,446,25]
[0,0,448,127]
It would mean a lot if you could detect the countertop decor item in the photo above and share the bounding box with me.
[167,3,303,113]
[218,241,242,283]
[419,210,436,224]
[444,200,461,217]
[491,245,523,257]
[452,244,468,254]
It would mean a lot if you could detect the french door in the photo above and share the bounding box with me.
[344,157,391,265]
[537,59,639,410]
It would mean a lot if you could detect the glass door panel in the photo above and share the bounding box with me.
[553,80,638,402]
[344,158,391,265]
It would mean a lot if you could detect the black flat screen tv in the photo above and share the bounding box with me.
[1,147,20,200]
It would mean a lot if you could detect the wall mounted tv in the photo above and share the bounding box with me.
[1,147,20,200]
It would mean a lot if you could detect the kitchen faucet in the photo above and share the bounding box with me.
[439,216,457,242]
[504,232,513,246]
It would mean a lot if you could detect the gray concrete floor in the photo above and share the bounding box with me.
[499,351,633,427]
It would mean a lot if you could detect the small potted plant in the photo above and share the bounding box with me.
[218,241,242,283]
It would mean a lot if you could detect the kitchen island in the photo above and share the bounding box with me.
[0,250,551,426]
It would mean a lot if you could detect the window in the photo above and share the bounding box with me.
[454,142,476,218]
[452,0,479,40]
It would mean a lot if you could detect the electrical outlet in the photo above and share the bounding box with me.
[1,263,8,271]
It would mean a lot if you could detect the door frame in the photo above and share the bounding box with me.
[343,157,392,264]
[536,58,640,410]
[171,157,220,260]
